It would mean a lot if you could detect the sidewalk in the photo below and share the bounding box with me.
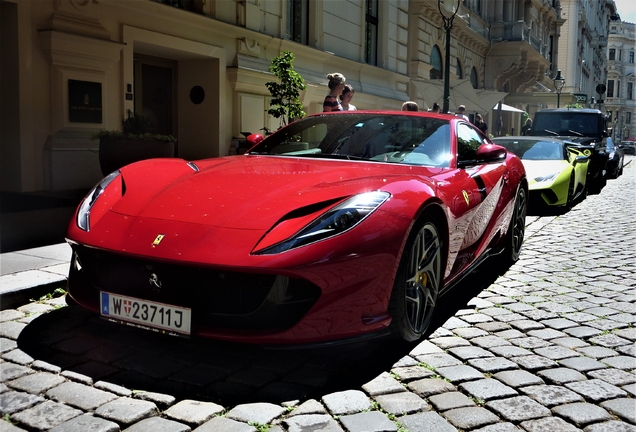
[0,188,83,309]
[0,243,71,310]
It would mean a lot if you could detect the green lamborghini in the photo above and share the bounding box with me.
[492,137,590,210]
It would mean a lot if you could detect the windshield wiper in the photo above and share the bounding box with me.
[543,129,558,136]
[566,130,584,137]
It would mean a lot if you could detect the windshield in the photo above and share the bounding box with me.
[530,112,602,137]
[248,114,452,167]
[493,139,564,160]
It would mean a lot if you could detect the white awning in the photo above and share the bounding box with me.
[475,90,508,120]
[492,103,525,113]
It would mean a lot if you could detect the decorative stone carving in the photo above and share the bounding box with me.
[237,38,260,58]
[52,0,110,40]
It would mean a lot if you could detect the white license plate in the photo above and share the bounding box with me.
[100,292,191,335]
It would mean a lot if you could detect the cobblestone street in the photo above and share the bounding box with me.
[1,158,635,432]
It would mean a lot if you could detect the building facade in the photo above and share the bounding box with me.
[0,0,605,193]
[604,18,636,142]
[556,0,616,109]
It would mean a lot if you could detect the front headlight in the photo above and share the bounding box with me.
[76,171,120,231]
[533,172,559,183]
[255,191,390,254]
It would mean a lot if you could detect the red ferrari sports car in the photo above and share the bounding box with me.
[66,111,527,345]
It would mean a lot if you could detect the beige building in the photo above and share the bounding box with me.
[604,17,636,142]
[0,0,606,193]
[555,0,616,109]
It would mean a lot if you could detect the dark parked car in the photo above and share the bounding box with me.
[606,138,624,179]
[619,141,635,155]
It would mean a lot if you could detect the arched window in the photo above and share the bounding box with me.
[470,67,479,89]
[456,59,463,79]
[430,46,442,79]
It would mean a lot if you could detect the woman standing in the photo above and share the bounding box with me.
[340,84,357,111]
[521,118,533,135]
[474,113,488,135]
[323,73,346,112]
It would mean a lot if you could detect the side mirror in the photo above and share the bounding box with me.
[574,155,589,164]
[476,144,507,163]
[246,133,264,148]
[458,144,507,168]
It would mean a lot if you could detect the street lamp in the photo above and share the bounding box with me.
[552,69,565,108]
[438,0,460,114]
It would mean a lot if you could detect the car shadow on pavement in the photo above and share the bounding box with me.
[17,261,501,407]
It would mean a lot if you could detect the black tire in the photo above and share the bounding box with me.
[389,215,444,343]
[498,186,527,271]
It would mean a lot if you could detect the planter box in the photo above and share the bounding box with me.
[99,138,176,176]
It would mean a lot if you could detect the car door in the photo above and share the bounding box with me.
[446,122,507,275]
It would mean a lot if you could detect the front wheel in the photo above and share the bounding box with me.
[389,216,443,343]
[498,186,527,272]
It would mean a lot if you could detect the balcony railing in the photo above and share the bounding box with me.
[151,0,195,12]
[490,21,549,60]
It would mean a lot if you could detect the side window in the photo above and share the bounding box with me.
[456,123,484,162]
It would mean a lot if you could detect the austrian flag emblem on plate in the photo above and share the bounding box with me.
[124,300,132,316]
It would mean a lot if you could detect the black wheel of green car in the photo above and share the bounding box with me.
[500,186,527,271]
[389,216,443,343]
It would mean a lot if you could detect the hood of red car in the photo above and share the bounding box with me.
[111,156,434,230]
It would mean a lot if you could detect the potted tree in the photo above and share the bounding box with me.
[94,109,177,175]
[265,51,306,129]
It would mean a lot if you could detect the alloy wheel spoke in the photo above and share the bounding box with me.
[512,191,527,252]
[405,224,441,332]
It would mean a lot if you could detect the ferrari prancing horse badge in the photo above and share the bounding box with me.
[152,234,165,247]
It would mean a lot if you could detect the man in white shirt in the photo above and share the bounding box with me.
[456,105,469,121]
